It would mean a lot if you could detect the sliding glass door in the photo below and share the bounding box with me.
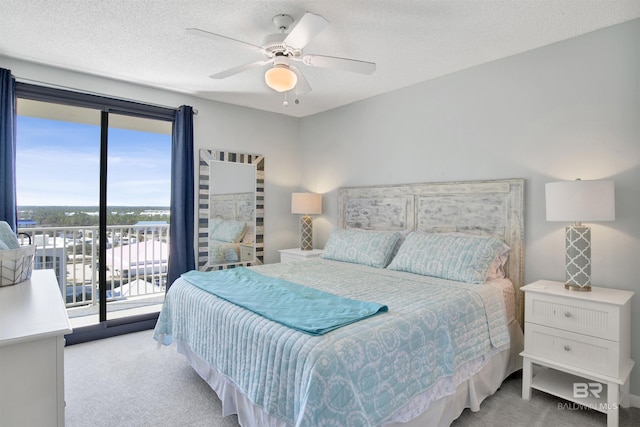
[15,90,173,337]
[105,114,171,321]
[16,99,103,324]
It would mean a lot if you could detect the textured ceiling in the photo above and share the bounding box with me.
[1,1,639,117]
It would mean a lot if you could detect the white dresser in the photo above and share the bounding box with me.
[278,248,324,263]
[520,280,634,427]
[0,270,73,427]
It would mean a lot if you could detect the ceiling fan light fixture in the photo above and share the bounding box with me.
[265,64,297,92]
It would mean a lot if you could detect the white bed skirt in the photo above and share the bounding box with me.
[176,318,523,427]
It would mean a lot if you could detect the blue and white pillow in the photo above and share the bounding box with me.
[387,232,510,284]
[322,228,402,268]
[0,221,20,250]
[209,219,246,243]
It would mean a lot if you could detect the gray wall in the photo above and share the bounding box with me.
[299,19,640,394]
[3,17,640,395]
[1,55,302,264]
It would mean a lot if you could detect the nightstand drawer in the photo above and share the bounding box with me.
[525,323,620,377]
[240,245,254,262]
[525,292,620,340]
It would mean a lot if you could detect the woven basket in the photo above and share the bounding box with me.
[0,245,36,287]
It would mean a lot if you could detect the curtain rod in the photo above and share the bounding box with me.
[15,76,199,115]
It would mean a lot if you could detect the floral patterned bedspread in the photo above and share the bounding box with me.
[154,258,510,427]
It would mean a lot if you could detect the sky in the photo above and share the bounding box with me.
[16,116,171,206]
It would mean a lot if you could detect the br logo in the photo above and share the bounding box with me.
[573,382,603,398]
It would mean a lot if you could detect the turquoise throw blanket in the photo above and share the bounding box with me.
[181,268,388,335]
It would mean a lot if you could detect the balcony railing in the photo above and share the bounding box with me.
[17,224,169,310]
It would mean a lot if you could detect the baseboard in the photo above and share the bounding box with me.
[627,393,640,408]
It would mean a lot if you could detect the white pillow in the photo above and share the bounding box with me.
[485,244,510,279]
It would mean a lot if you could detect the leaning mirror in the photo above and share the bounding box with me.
[198,149,264,271]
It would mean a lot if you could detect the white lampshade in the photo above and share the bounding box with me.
[545,179,615,223]
[291,193,322,215]
[265,65,297,92]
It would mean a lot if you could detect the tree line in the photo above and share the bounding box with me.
[18,206,170,228]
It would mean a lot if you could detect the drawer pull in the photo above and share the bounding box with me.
[563,345,571,352]
[564,312,572,318]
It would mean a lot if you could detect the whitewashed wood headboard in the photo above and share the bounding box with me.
[338,178,525,326]
[210,192,254,219]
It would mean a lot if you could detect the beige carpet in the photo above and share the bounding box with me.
[65,330,640,426]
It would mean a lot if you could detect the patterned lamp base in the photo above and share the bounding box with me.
[300,215,313,251]
[565,225,591,291]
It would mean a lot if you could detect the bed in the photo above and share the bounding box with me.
[154,178,525,427]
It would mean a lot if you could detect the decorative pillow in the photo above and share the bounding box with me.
[209,218,223,233]
[322,228,402,268]
[209,219,246,243]
[0,221,20,250]
[387,232,510,284]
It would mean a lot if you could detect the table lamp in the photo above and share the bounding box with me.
[291,193,322,250]
[545,179,615,291]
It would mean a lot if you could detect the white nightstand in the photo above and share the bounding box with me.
[278,248,324,263]
[239,243,255,262]
[520,280,634,427]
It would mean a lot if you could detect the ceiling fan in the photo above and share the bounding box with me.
[187,12,376,97]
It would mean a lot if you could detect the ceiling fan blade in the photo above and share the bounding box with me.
[186,28,264,53]
[210,60,271,79]
[301,54,376,75]
[289,65,311,95]
[283,12,329,49]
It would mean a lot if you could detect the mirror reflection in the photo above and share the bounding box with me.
[208,162,255,265]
